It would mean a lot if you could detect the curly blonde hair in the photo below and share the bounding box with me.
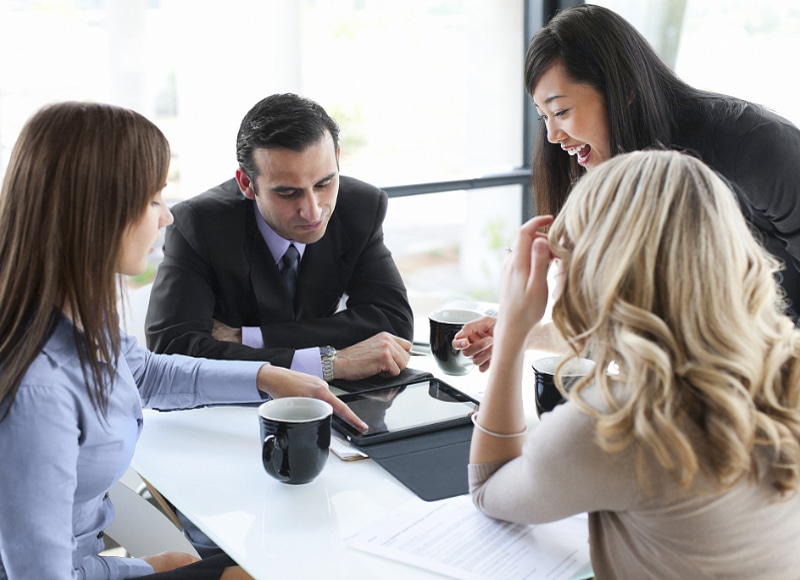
[548,149,800,494]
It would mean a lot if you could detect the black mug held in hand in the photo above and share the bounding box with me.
[258,397,332,485]
[429,308,482,375]
[532,356,595,417]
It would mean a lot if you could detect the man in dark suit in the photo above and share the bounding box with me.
[146,93,414,384]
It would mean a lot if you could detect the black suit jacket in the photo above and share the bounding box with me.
[145,176,414,368]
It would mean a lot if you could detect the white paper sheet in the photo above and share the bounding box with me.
[346,495,592,580]
[330,433,369,461]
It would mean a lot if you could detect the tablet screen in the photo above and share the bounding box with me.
[334,380,478,445]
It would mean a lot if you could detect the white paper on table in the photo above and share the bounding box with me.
[330,433,369,461]
[345,494,591,580]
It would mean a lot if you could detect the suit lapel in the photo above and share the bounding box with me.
[295,212,352,319]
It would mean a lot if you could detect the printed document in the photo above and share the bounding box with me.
[346,494,592,579]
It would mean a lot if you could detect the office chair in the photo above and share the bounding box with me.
[105,477,199,559]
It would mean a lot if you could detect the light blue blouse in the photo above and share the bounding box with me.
[0,315,264,579]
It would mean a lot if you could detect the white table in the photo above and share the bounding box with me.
[132,352,549,579]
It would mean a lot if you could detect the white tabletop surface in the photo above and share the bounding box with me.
[132,350,550,579]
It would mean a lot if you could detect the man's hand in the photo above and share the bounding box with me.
[256,364,368,431]
[212,319,242,344]
[142,551,200,573]
[333,332,412,381]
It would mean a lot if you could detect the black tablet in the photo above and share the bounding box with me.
[332,379,479,446]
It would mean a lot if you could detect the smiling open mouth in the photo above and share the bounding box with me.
[565,144,591,166]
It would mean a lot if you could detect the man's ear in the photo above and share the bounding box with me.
[236,168,256,200]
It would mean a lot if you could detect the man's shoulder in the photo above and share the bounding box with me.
[336,175,387,214]
[173,177,246,217]
[339,175,384,195]
[167,178,249,248]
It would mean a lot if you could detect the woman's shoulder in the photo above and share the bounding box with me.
[680,96,799,139]
[673,96,800,185]
[21,320,87,396]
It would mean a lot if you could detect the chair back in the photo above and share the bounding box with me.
[105,479,200,558]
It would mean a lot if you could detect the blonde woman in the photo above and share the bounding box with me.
[470,150,800,578]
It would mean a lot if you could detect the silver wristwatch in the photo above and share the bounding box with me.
[320,346,336,382]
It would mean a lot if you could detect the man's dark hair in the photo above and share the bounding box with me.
[236,93,340,181]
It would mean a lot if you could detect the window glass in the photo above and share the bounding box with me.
[594,0,800,125]
[0,0,524,332]
[386,185,521,337]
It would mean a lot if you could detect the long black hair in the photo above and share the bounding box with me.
[525,4,726,216]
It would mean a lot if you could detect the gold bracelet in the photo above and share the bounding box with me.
[470,413,528,438]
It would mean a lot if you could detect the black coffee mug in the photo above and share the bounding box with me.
[258,397,332,485]
[429,308,481,375]
[532,356,595,416]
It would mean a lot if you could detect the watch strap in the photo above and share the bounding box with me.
[320,346,336,382]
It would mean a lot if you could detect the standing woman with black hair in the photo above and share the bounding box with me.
[455,3,800,364]
[526,4,800,285]
[0,102,365,579]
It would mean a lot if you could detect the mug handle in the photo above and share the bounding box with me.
[262,435,291,482]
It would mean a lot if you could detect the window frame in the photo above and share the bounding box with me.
[382,0,584,223]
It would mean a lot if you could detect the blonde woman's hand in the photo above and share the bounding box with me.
[496,215,554,344]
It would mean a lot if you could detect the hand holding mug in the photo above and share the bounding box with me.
[429,308,482,375]
[451,316,496,373]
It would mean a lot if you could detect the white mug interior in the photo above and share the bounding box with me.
[532,356,595,377]
[429,308,482,325]
[258,397,332,423]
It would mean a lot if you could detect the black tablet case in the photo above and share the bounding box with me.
[356,423,473,502]
[332,368,473,502]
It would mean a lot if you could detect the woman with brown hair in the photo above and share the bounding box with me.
[0,102,364,579]
[469,149,800,577]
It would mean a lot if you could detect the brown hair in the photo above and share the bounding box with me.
[0,102,170,416]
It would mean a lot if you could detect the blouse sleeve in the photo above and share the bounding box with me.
[469,400,639,524]
[119,331,265,410]
[77,555,154,579]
